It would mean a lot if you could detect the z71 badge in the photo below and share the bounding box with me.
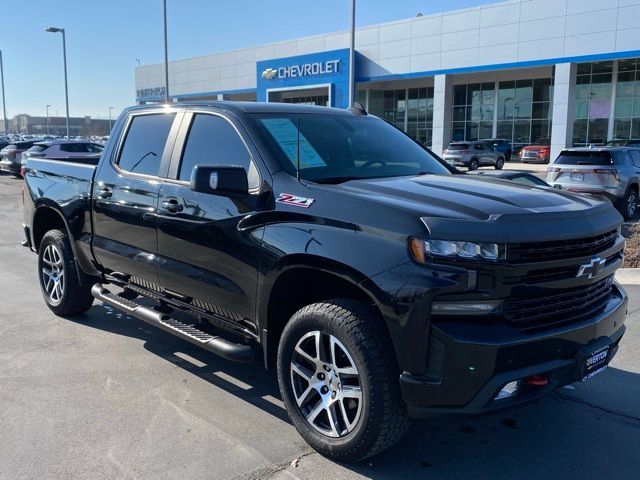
[276,193,315,208]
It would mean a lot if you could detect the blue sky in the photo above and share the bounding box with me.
[2,0,493,119]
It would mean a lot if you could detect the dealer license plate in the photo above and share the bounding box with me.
[570,172,584,181]
[581,345,610,382]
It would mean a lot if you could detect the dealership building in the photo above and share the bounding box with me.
[135,0,640,158]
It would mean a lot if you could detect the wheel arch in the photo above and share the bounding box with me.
[260,256,385,369]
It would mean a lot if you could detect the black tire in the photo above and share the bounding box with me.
[618,188,638,221]
[38,229,95,316]
[468,158,479,171]
[277,299,409,462]
[495,157,505,170]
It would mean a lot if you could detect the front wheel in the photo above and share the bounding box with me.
[38,229,94,316]
[277,300,409,462]
[619,188,638,221]
[495,157,505,170]
[468,159,479,171]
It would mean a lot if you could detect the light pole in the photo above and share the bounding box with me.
[0,50,8,138]
[348,0,356,107]
[45,27,70,139]
[46,104,51,135]
[162,0,170,102]
[108,106,114,132]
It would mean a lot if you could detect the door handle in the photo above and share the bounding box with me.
[97,187,112,199]
[161,198,184,213]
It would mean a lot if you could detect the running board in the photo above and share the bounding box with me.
[91,284,254,363]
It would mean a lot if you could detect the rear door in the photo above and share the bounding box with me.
[155,109,266,326]
[92,108,184,284]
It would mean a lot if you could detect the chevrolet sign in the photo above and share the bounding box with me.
[261,59,340,80]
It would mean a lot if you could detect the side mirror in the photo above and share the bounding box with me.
[190,165,248,196]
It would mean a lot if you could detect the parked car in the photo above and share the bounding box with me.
[467,170,551,187]
[23,102,627,461]
[606,139,640,147]
[22,140,104,165]
[0,141,38,176]
[547,147,640,220]
[520,139,551,164]
[481,138,512,161]
[443,141,505,170]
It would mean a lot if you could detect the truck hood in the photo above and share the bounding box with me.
[311,174,621,243]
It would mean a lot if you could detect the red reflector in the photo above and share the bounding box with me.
[525,375,549,386]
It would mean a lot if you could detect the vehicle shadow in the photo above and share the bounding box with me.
[70,302,640,479]
[73,302,290,423]
[342,366,640,479]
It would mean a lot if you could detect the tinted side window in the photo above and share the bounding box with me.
[87,144,104,153]
[178,114,258,187]
[629,150,640,167]
[475,143,484,150]
[118,113,176,176]
[60,143,87,153]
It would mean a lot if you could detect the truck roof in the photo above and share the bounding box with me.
[124,101,355,116]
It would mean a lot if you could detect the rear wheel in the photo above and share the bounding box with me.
[277,299,409,461]
[619,188,638,221]
[468,159,479,171]
[38,229,94,316]
[495,157,505,170]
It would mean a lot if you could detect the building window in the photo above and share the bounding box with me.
[368,89,405,130]
[573,61,613,146]
[497,78,553,152]
[407,87,434,147]
[451,83,494,142]
[614,58,640,140]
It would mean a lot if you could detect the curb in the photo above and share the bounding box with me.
[615,268,640,285]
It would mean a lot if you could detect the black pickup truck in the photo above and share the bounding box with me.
[22,102,627,461]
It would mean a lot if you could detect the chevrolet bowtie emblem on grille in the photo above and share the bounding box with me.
[261,68,278,80]
[576,257,606,279]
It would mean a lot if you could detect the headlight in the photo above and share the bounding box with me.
[409,238,505,263]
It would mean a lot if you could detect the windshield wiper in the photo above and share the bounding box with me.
[312,176,362,184]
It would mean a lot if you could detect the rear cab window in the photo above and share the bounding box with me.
[117,113,176,177]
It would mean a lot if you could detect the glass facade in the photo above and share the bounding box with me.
[451,83,495,142]
[496,79,553,151]
[573,61,613,146]
[367,87,434,146]
[614,58,640,140]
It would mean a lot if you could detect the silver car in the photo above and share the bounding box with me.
[546,147,640,220]
[443,141,505,170]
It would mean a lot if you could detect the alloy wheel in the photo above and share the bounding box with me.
[41,244,65,305]
[628,192,637,219]
[290,330,363,438]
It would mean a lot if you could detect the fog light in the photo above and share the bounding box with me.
[432,300,502,316]
[495,381,520,400]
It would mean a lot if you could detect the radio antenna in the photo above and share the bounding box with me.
[296,115,301,182]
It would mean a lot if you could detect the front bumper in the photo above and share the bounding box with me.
[401,282,627,418]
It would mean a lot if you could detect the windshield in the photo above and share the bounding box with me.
[252,113,450,183]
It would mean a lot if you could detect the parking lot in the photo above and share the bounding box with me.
[0,172,639,480]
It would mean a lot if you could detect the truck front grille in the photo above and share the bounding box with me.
[507,229,618,264]
[502,276,614,330]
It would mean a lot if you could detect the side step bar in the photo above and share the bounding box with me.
[91,284,254,363]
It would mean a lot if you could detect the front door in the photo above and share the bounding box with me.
[156,110,265,326]
[92,109,182,284]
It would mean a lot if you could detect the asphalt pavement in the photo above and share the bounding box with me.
[0,173,638,480]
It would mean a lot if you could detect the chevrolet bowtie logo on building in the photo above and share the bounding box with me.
[261,68,278,80]
[576,257,606,279]
[261,60,340,81]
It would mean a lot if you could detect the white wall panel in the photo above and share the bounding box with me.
[479,43,519,65]
[480,2,520,28]
[442,9,480,33]
[410,53,441,73]
[520,0,566,22]
[564,32,616,57]
[411,15,442,37]
[519,17,566,43]
[355,27,379,47]
[442,30,480,52]
[410,36,441,56]
[616,27,640,52]
[618,5,640,31]
[567,0,618,15]
[565,9,618,36]
[479,23,518,47]
[379,40,411,59]
[440,48,479,69]
[380,21,412,43]
[518,37,565,61]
